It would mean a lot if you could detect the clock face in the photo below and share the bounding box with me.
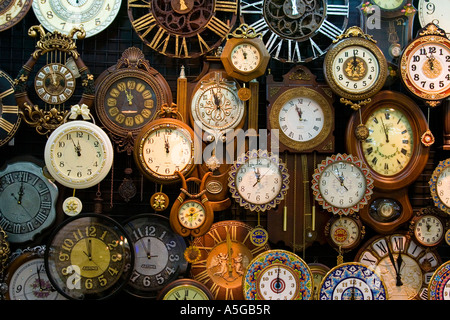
[356,232,441,300]
[230,42,261,73]
[0,162,58,243]
[240,0,350,63]
[429,261,450,300]
[191,72,244,137]
[32,0,122,38]
[0,69,21,147]
[319,262,387,300]
[243,249,313,300]
[123,214,187,297]
[163,285,210,300]
[45,214,134,300]
[327,216,361,249]
[413,214,444,246]
[134,120,195,184]
[178,200,206,229]
[309,263,330,300]
[0,0,32,32]
[418,0,450,36]
[127,0,238,59]
[430,158,450,214]
[34,63,76,105]
[361,106,413,176]
[371,0,406,11]
[44,121,114,189]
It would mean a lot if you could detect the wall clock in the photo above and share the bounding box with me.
[157,278,214,300]
[318,262,387,300]
[0,161,58,244]
[14,25,95,135]
[127,0,238,59]
[44,213,134,300]
[409,207,446,247]
[3,246,66,300]
[0,226,10,274]
[430,157,450,215]
[428,260,450,300]
[228,149,289,212]
[417,0,450,38]
[0,69,21,147]
[0,0,32,32]
[355,232,441,300]
[32,0,122,38]
[323,26,388,110]
[346,90,429,233]
[189,220,270,300]
[399,22,450,108]
[95,47,173,154]
[311,153,374,216]
[308,263,330,300]
[240,0,351,63]
[122,213,188,298]
[243,249,313,300]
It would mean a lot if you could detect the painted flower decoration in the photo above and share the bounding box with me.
[402,3,416,16]
[361,2,375,15]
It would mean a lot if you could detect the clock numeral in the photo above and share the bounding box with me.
[215,0,238,12]
[206,16,231,38]
[317,19,344,40]
[131,12,157,36]
[239,0,263,14]
[326,4,349,16]
[0,118,15,133]
[0,87,14,99]
[128,0,151,8]
[149,27,170,54]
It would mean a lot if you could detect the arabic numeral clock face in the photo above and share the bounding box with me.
[44,120,114,189]
[430,158,450,214]
[0,0,32,31]
[311,153,374,216]
[32,0,122,37]
[34,63,75,105]
[412,214,444,246]
[0,161,58,243]
[231,42,261,73]
[319,262,387,300]
[240,0,350,63]
[418,0,450,37]
[122,214,187,298]
[157,279,214,300]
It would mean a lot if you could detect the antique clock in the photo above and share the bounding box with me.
[157,278,214,300]
[428,260,450,300]
[95,47,172,154]
[358,0,415,63]
[228,149,289,212]
[308,263,330,300]
[346,90,429,233]
[14,25,95,135]
[170,172,214,238]
[356,232,441,300]
[324,214,365,258]
[319,262,387,300]
[3,246,66,300]
[409,207,446,247]
[0,226,10,274]
[0,0,32,32]
[133,109,196,185]
[417,0,450,38]
[243,249,313,300]
[240,0,351,63]
[399,23,450,108]
[44,213,134,300]
[127,0,238,59]
[323,26,388,110]
[189,220,270,300]
[430,157,450,215]
[311,153,374,216]
[0,69,21,147]
[32,0,121,38]
[0,161,58,244]
[122,213,187,298]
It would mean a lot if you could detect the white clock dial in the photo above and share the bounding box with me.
[414,215,444,246]
[257,264,299,300]
[231,43,261,73]
[329,216,361,249]
[436,165,450,208]
[371,0,405,11]
[278,96,325,142]
[177,200,206,229]
[418,0,450,36]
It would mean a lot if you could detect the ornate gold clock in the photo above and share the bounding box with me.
[430,157,450,215]
[14,25,95,135]
[190,220,270,300]
[346,90,429,233]
[127,0,238,59]
[0,69,21,147]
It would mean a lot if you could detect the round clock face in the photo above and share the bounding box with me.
[133,119,195,184]
[190,73,244,137]
[243,250,313,300]
[240,0,350,63]
[0,0,32,32]
[6,254,66,300]
[0,161,58,243]
[430,158,450,214]
[230,42,261,73]
[95,70,166,135]
[32,0,122,38]
[361,106,413,176]
[178,200,206,230]
[34,63,76,105]
[44,121,114,189]
[418,1,450,36]
[158,279,213,300]
[123,214,187,298]
[371,0,406,11]
[312,154,373,215]
[356,232,441,300]
[327,216,362,249]
[228,149,289,212]
[413,214,444,246]
[0,69,21,147]
[309,263,330,300]
[45,214,134,300]
[319,262,387,300]
[429,261,450,300]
